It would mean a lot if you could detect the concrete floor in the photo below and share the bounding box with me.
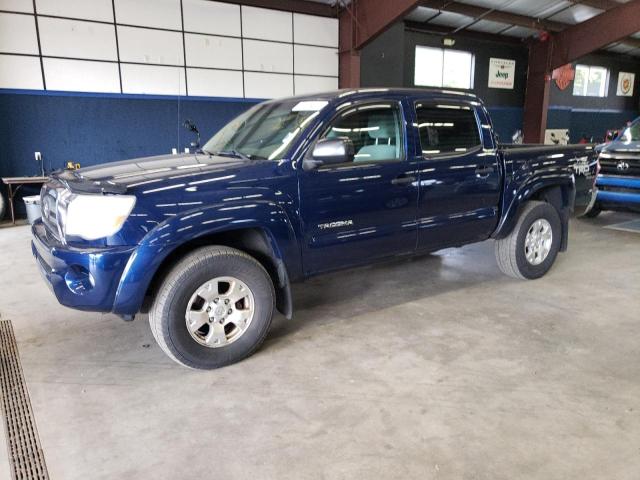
[0,212,639,480]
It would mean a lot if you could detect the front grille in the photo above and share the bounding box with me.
[599,152,640,177]
[39,181,64,241]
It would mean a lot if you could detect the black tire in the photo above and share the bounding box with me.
[495,201,562,280]
[583,205,602,218]
[149,246,275,369]
[0,190,6,221]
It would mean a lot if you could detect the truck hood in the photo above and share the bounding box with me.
[600,141,640,154]
[54,153,253,194]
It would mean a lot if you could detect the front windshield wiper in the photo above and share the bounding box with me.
[212,150,267,161]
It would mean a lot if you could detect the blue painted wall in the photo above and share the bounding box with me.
[486,107,523,143]
[547,106,639,143]
[0,90,258,178]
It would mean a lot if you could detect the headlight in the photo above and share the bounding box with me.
[62,194,136,240]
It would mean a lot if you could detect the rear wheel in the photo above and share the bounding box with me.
[149,246,275,369]
[495,201,562,280]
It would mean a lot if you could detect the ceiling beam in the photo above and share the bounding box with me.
[219,0,337,17]
[550,0,640,68]
[404,20,523,45]
[419,0,566,32]
[570,0,622,10]
[349,0,423,50]
[418,0,640,52]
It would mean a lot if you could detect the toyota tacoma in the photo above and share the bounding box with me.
[32,89,597,369]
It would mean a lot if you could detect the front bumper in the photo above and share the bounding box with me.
[595,175,640,209]
[31,220,136,313]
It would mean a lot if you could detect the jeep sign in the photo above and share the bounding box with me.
[488,58,515,89]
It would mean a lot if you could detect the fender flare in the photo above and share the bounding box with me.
[112,200,301,315]
[493,175,575,251]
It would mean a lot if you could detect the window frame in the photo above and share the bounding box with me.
[572,64,610,97]
[308,100,407,168]
[413,100,483,160]
[414,45,475,90]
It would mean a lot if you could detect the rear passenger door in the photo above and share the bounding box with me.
[414,101,501,251]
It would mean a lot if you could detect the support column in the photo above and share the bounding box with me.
[338,5,360,88]
[523,40,552,144]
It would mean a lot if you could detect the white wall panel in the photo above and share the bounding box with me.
[294,45,338,76]
[293,13,338,47]
[294,75,338,95]
[36,0,114,22]
[242,6,292,42]
[43,58,120,92]
[185,33,241,69]
[244,72,292,99]
[0,0,33,13]
[243,39,292,74]
[0,55,42,89]
[187,68,243,98]
[0,13,39,54]
[118,26,184,65]
[115,0,181,30]
[121,63,186,94]
[39,18,117,61]
[182,0,240,37]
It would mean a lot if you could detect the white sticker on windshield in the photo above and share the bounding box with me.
[292,101,328,112]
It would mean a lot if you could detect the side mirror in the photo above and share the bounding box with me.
[303,137,354,171]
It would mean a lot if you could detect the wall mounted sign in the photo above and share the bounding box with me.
[488,58,515,89]
[552,64,575,90]
[616,72,635,96]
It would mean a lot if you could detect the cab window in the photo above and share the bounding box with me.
[415,103,481,156]
[323,103,404,162]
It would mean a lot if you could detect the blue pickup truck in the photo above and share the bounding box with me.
[32,88,597,369]
[585,116,640,216]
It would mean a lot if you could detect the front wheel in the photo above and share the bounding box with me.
[149,246,275,369]
[495,201,562,280]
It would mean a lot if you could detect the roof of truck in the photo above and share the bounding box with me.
[265,87,480,104]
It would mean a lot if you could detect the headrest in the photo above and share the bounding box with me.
[367,114,394,139]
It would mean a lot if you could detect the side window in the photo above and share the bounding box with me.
[415,103,481,155]
[323,103,404,162]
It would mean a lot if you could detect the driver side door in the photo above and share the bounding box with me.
[299,100,420,275]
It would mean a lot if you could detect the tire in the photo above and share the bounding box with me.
[0,190,6,221]
[495,201,562,280]
[583,205,601,218]
[149,246,275,369]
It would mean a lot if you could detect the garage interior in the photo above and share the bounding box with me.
[1,0,639,479]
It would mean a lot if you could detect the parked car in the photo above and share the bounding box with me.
[585,117,640,217]
[32,88,598,369]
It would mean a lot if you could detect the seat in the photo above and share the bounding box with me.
[355,114,399,162]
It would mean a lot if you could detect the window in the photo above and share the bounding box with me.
[203,99,327,160]
[414,46,474,90]
[323,103,404,162]
[573,64,609,97]
[621,119,640,142]
[415,103,481,155]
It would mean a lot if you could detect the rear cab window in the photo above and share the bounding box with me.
[414,102,482,157]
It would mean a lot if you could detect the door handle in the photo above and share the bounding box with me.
[391,175,416,186]
[475,165,495,177]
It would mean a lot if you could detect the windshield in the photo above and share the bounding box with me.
[202,99,328,160]
[621,118,640,142]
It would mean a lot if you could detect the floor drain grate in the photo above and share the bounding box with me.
[0,320,49,480]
